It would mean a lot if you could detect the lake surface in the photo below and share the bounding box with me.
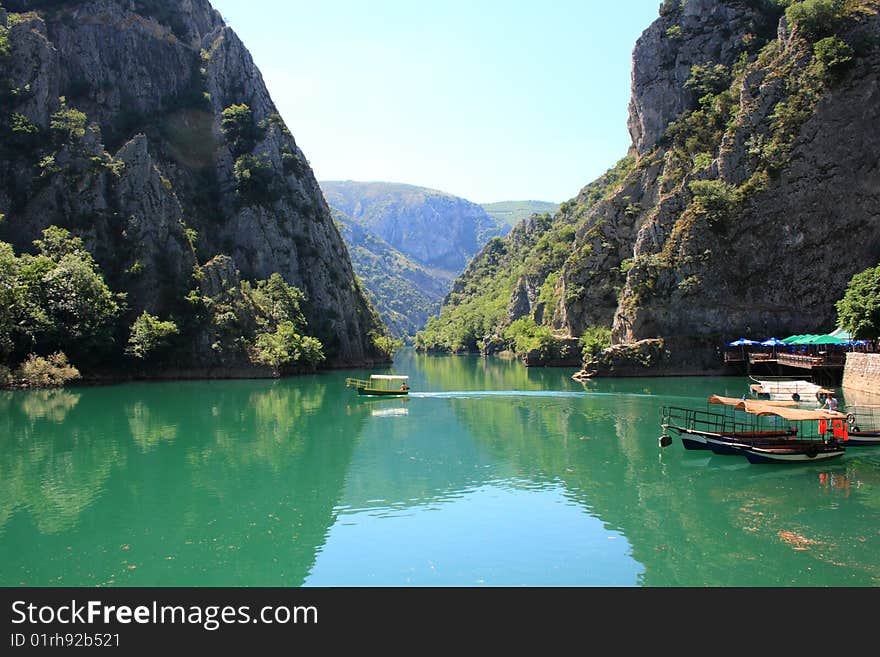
[2,350,879,587]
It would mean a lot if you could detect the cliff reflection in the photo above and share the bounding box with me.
[0,388,122,537]
[0,378,369,586]
[444,374,880,586]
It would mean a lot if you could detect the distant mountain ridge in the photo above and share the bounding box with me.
[320,180,510,339]
[321,181,509,274]
[481,201,560,228]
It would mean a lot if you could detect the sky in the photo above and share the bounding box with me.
[210,1,662,204]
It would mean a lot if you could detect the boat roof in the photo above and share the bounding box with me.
[753,378,818,387]
[746,405,848,421]
[708,395,797,409]
[369,375,409,380]
[708,395,846,420]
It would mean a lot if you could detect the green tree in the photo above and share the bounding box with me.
[0,24,11,59]
[785,0,843,39]
[9,113,40,149]
[126,311,179,359]
[252,321,325,369]
[233,154,276,203]
[579,326,612,361]
[0,241,19,359]
[372,334,402,358]
[502,317,555,356]
[813,35,854,72]
[221,103,259,154]
[49,100,87,143]
[14,352,80,388]
[3,228,120,361]
[689,179,738,229]
[249,272,306,328]
[836,264,880,339]
[684,63,732,99]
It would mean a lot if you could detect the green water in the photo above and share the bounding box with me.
[1,350,879,587]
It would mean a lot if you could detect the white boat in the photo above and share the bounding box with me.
[749,377,828,403]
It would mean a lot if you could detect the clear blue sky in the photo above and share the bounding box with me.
[211,1,662,204]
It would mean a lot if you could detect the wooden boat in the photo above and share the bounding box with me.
[842,405,880,446]
[846,430,880,446]
[661,396,800,451]
[660,395,850,464]
[743,443,845,464]
[749,377,828,403]
[345,375,410,397]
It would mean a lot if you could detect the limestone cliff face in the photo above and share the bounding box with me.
[604,0,880,372]
[423,0,880,374]
[0,0,386,367]
[628,0,778,154]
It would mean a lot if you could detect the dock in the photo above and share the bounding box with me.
[722,331,864,386]
[742,353,844,386]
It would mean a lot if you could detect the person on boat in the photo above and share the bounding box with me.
[822,395,839,413]
[400,382,409,392]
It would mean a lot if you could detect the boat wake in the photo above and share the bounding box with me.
[408,390,657,400]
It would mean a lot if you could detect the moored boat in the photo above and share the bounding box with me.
[661,396,800,451]
[749,377,829,403]
[842,405,880,446]
[743,443,845,464]
[660,395,850,464]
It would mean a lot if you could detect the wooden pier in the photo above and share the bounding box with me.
[723,350,845,386]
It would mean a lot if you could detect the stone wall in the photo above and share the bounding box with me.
[842,353,880,397]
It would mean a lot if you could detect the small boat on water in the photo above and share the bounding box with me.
[842,405,880,446]
[660,395,849,464]
[345,374,410,397]
[749,377,832,403]
[743,443,845,464]
[661,396,801,451]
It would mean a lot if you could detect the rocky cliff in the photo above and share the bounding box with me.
[0,0,387,371]
[418,0,880,374]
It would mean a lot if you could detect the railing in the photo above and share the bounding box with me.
[661,406,760,435]
[724,351,746,363]
[776,353,844,368]
[846,405,878,430]
[660,406,818,440]
[345,378,368,389]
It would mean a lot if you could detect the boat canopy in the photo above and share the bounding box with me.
[742,403,847,421]
[751,378,821,392]
[708,395,797,409]
[369,375,409,381]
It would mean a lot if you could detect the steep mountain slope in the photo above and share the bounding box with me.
[321,180,509,339]
[418,0,880,374]
[481,201,560,228]
[333,208,451,339]
[0,0,388,374]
